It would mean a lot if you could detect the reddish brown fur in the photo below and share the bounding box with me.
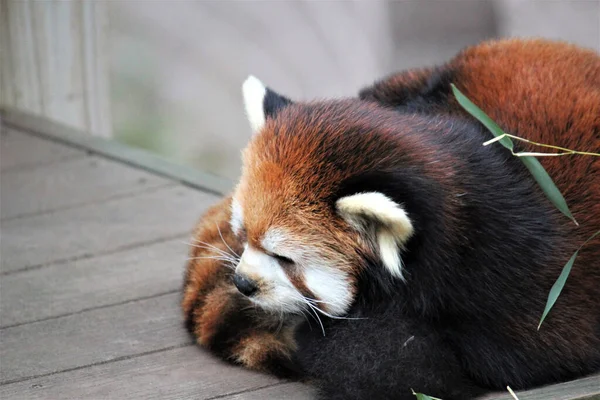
[182,197,237,321]
[453,39,600,359]
[235,100,466,282]
[183,39,600,391]
[366,39,600,246]
[451,39,600,236]
[369,38,600,315]
[231,329,297,371]
[359,38,600,378]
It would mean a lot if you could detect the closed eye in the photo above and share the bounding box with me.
[268,252,294,265]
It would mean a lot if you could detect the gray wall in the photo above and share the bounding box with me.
[109,0,600,181]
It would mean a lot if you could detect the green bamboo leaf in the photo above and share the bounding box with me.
[538,230,600,329]
[411,389,442,400]
[519,156,577,225]
[538,250,577,330]
[451,84,577,225]
[450,84,513,150]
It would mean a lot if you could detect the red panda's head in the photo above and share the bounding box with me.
[229,76,452,317]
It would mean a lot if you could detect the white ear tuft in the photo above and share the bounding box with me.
[378,231,404,278]
[336,192,414,280]
[242,75,267,133]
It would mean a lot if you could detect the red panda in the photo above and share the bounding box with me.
[182,39,600,399]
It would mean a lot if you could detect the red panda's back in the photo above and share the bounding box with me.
[451,38,600,271]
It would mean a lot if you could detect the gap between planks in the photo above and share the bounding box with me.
[205,382,288,400]
[0,153,88,173]
[1,181,177,222]
[0,343,194,386]
[0,232,190,277]
[0,289,181,330]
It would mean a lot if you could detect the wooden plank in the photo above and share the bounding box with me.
[1,108,233,195]
[221,377,600,400]
[0,127,84,171]
[1,155,171,220]
[481,373,600,400]
[0,239,188,327]
[0,185,216,273]
[0,346,291,400]
[0,293,190,384]
[221,383,316,400]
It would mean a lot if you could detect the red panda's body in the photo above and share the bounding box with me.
[183,39,600,399]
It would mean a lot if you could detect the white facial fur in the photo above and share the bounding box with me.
[303,265,353,316]
[336,192,414,280]
[234,228,354,316]
[242,75,267,133]
[262,228,353,315]
[235,245,304,313]
[230,197,243,236]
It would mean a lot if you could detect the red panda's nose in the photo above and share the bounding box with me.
[233,273,258,297]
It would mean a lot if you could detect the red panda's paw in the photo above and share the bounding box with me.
[229,323,300,378]
[182,196,300,377]
[182,195,241,315]
[183,265,235,345]
[182,196,242,341]
[184,268,299,377]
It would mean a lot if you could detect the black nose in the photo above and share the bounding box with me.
[233,274,258,297]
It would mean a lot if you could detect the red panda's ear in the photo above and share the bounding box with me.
[336,192,414,280]
[242,75,293,134]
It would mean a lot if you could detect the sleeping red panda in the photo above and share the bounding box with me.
[182,38,600,400]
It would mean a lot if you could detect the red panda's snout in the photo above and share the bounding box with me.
[229,226,356,317]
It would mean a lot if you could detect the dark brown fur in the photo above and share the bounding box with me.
[360,40,600,373]
[183,39,600,397]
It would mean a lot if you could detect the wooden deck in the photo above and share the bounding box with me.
[1,110,598,399]
[0,111,314,399]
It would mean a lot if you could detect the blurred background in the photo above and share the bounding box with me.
[2,0,599,181]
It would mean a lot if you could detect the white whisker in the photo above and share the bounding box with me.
[240,305,257,313]
[305,301,326,336]
[186,242,228,256]
[275,309,284,335]
[223,260,238,268]
[187,239,234,259]
[187,258,238,270]
[311,306,365,320]
[298,309,312,329]
[285,293,325,336]
[185,240,239,271]
[300,297,335,306]
[187,255,237,263]
[292,293,366,321]
[216,223,240,257]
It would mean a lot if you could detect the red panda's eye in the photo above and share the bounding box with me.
[270,253,294,265]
